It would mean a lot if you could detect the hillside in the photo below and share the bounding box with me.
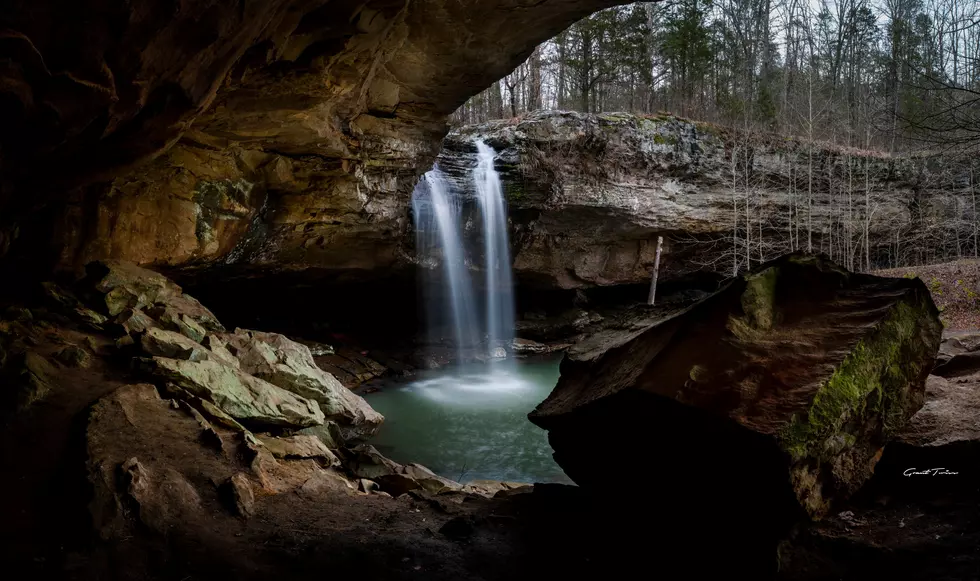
[877,259,980,330]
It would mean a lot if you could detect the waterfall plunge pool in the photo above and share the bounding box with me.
[363,355,572,485]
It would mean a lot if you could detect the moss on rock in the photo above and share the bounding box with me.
[780,297,932,462]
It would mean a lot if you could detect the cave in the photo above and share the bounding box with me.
[1,1,979,580]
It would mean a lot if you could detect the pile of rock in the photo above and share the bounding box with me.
[34,260,517,518]
[50,260,382,438]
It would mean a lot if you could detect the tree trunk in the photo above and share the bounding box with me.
[648,236,664,305]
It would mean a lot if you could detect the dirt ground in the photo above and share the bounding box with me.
[876,259,980,330]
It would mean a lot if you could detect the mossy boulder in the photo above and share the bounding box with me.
[530,253,941,530]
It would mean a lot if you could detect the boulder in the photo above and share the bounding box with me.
[142,357,324,429]
[342,444,461,497]
[40,282,108,330]
[54,344,93,368]
[868,373,980,493]
[115,308,159,336]
[932,330,980,377]
[297,421,344,449]
[255,434,340,466]
[202,336,241,368]
[530,254,941,531]
[220,473,255,519]
[896,375,980,450]
[218,329,383,439]
[140,328,210,361]
[149,307,208,343]
[85,260,223,332]
[0,350,58,411]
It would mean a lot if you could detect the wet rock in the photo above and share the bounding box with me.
[443,112,923,291]
[54,344,92,368]
[140,328,210,361]
[300,341,335,357]
[220,473,255,518]
[142,357,325,429]
[219,329,383,439]
[511,338,551,355]
[530,254,942,528]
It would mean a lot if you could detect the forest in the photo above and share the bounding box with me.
[454,0,980,272]
[456,0,979,152]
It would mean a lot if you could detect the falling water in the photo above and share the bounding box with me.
[474,141,516,357]
[411,142,515,361]
[411,167,480,359]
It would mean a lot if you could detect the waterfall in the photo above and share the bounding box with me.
[412,167,480,359]
[474,141,516,357]
[411,142,516,362]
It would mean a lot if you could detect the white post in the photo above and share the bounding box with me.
[648,236,664,305]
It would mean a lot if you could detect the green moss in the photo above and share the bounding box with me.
[598,112,632,123]
[689,364,709,381]
[740,267,779,330]
[779,299,927,460]
[504,183,525,203]
[193,179,254,243]
[652,133,678,146]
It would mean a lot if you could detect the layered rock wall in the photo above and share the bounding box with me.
[442,112,977,290]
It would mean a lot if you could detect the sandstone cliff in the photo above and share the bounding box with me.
[0,0,630,281]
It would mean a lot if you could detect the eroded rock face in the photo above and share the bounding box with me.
[441,111,960,290]
[0,1,630,281]
[530,254,942,525]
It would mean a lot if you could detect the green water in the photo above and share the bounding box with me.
[364,355,572,484]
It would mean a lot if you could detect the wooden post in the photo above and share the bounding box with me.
[648,236,664,305]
